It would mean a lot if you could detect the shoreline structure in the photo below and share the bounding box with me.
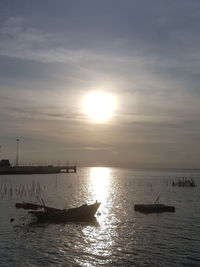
[0,159,77,174]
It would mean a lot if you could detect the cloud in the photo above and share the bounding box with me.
[0,15,89,63]
[1,2,200,167]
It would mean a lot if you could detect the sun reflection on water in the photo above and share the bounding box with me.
[79,167,119,266]
[88,167,111,203]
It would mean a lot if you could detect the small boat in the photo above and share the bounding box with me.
[16,201,101,223]
[134,196,175,213]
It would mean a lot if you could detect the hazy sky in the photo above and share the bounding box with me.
[1,0,200,168]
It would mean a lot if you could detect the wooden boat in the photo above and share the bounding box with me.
[134,196,175,213]
[16,201,101,223]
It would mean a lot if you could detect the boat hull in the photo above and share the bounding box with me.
[29,202,101,223]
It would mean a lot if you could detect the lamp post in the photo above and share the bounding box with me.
[0,145,1,159]
[16,139,19,166]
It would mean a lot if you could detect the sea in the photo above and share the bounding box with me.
[0,167,200,267]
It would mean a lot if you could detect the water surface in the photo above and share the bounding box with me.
[0,167,200,266]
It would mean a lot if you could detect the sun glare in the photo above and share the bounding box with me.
[88,167,111,202]
[82,91,117,123]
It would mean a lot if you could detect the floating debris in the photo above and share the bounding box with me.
[134,203,175,213]
[134,196,175,213]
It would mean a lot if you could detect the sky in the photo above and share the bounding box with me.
[0,0,200,168]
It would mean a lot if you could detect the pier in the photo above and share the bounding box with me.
[60,165,77,173]
[0,159,77,175]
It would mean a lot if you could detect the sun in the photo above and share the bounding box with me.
[82,91,117,123]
